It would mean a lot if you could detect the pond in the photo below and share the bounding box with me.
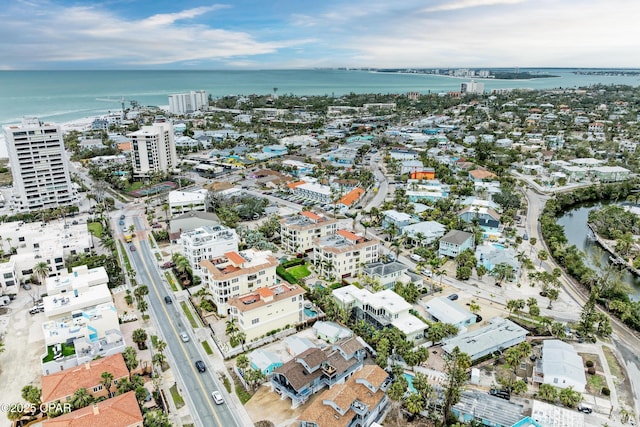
[557,203,640,301]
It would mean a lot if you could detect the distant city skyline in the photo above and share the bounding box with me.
[1,0,638,70]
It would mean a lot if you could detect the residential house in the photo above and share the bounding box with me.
[292,182,333,204]
[332,286,428,342]
[314,230,380,280]
[362,261,423,290]
[406,180,449,202]
[296,365,391,427]
[42,353,129,406]
[382,210,417,232]
[439,230,474,258]
[284,336,317,357]
[452,390,525,427]
[280,211,338,254]
[313,321,353,344]
[41,391,143,427]
[469,169,498,182]
[179,225,239,278]
[227,282,306,342]
[442,317,528,362]
[476,244,519,278]
[271,336,366,408]
[422,296,477,333]
[560,165,588,182]
[200,249,279,315]
[389,149,419,161]
[532,340,586,392]
[249,349,283,376]
[402,221,446,245]
[530,399,585,427]
[569,158,603,168]
[458,204,501,235]
[337,187,365,211]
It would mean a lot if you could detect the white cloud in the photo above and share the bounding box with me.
[421,0,525,13]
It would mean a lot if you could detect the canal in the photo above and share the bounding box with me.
[557,203,640,301]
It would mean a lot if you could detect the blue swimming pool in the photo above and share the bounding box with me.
[492,243,506,250]
[304,308,318,317]
[403,372,417,393]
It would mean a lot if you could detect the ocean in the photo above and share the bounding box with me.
[2,68,639,127]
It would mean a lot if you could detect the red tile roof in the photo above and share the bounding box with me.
[42,391,143,427]
[469,169,497,180]
[225,251,246,265]
[256,287,274,298]
[338,187,364,207]
[337,230,361,241]
[300,211,321,221]
[287,181,306,189]
[42,353,129,404]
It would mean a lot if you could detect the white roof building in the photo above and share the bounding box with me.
[422,296,477,333]
[45,265,109,296]
[443,317,528,361]
[534,340,586,392]
[168,188,208,216]
[179,225,239,278]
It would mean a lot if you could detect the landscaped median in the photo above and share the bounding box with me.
[181,301,200,328]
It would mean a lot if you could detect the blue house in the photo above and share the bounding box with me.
[249,349,283,376]
[438,230,474,258]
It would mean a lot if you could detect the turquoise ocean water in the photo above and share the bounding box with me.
[1,69,639,127]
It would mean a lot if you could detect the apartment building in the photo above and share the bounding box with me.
[168,90,208,115]
[180,225,239,278]
[0,219,93,285]
[227,282,306,341]
[314,230,380,280]
[128,122,177,178]
[297,365,390,427]
[200,249,278,315]
[3,117,76,212]
[271,336,366,408]
[332,285,428,342]
[42,353,129,406]
[0,260,18,296]
[280,211,338,254]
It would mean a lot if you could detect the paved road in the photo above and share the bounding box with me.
[126,214,242,427]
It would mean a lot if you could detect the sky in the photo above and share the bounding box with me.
[0,0,638,70]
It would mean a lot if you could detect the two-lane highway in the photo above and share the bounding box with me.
[127,216,241,427]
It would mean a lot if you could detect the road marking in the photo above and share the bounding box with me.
[133,234,224,427]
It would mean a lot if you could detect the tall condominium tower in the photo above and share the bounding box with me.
[128,121,177,178]
[168,90,208,115]
[3,117,76,212]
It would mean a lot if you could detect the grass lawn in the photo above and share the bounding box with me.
[125,181,145,193]
[87,222,104,238]
[602,346,622,378]
[119,242,132,272]
[287,264,311,280]
[202,341,213,355]
[586,373,606,393]
[165,272,178,292]
[181,301,199,328]
[42,343,76,363]
[170,384,185,409]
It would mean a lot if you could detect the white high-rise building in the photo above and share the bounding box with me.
[3,117,76,212]
[168,90,208,115]
[461,80,485,94]
[128,122,177,178]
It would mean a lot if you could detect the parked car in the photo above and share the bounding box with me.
[195,360,206,373]
[447,294,459,301]
[161,261,175,269]
[211,391,224,405]
[577,403,593,414]
[120,214,126,220]
[129,245,136,252]
[489,389,510,400]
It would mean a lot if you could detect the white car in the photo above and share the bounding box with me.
[211,391,224,404]
[180,332,189,342]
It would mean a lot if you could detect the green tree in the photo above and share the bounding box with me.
[236,354,250,371]
[558,386,582,408]
[21,385,42,407]
[100,371,114,398]
[144,409,172,427]
[33,261,50,285]
[490,263,516,286]
[70,388,95,410]
[538,383,558,403]
[132,328,148,350]
[123,346,139,372]
[388,374,409,422]
[404,392,425,415]
[440,347,471,426]
[6,403,24,423]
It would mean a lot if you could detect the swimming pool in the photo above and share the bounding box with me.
[492,243,506,250]
[304,308,318,317]
[403,372,417,393]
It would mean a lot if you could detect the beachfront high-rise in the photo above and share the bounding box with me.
[128,121,178,178]
[168,90,208,115]
[3,117,76,212]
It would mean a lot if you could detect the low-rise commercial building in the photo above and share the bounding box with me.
[532,340,586,392]
[168,188,208,216]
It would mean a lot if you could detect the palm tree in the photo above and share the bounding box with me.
[236,354,250,371]
[101,372,114,398]
[132,328,148,350]
[134,285,149,302]
[537,249,548,267]
[225,319,239,336]
[490,263,515,286]
[100,236,116,253]
[70,388,95,410]
[33,261,50,285]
